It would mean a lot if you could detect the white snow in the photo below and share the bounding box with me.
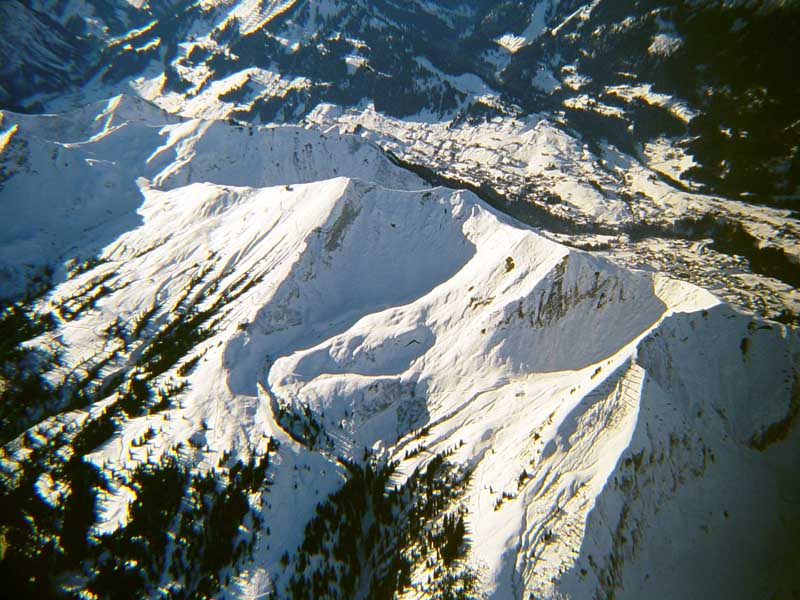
[648,33,683,57]
[531,66,562,93]
[604,83,697,124]
[2,86,799,600]
[494,0,560,53]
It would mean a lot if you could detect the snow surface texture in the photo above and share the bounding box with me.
[1,99,798,599]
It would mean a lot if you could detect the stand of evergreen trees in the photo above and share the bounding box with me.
[0,258,275,598]
[281,451,476,600]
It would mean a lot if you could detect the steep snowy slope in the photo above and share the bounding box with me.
[1,101,797,599]
[306,104,800,322]
[0,94,421,298]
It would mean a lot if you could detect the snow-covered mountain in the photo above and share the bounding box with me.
[1,2,799,599]
[1,93,798,600]
[4,0,798,324]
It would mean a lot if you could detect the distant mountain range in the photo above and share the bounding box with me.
[6,1,799,201]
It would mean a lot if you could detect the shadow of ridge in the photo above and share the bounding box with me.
[485,544,525,600]
[156,121,423,193]
[554,360,633,448]
[552,302,800,600]
[347,375,433,452]
[0,141,150,300]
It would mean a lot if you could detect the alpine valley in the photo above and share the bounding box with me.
[0,2,798,599]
